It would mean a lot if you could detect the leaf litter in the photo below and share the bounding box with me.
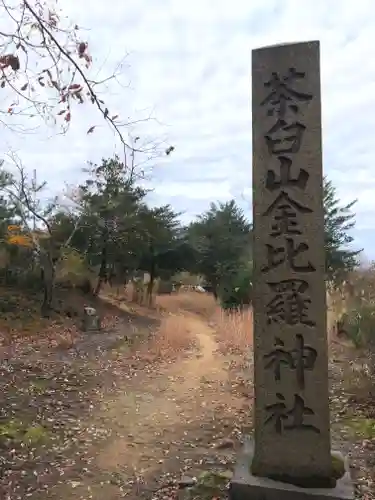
[0,297,374,499]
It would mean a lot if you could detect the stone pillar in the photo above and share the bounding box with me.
[230,40,353,500]
[251,40,331,483]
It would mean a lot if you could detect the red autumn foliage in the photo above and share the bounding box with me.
[0,0,124,145]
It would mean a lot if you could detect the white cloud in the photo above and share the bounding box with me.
[0,0,374,255]
[153,180,233,201]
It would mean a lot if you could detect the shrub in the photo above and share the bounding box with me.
[218,264,253,311]
[341,303,375,348]
[214,307,252,355]
[55,248,92,289]
[0,265,43,291]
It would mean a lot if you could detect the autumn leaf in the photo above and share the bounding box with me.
[57,110,65,116]
[87,126,96,134]
[0,54,20,71]
[7,107,13,114]
[111,115,118,120]
[1,80,5,88]
[78,42,87,56]
[7,234,33,247]
[38,77,45,87]
[69,84,82,91]
[20,83,28,91]
[104,108,109,118]
[65,112,71,122]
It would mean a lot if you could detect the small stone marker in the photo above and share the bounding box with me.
[230,40,353,499]
[82,306,101,332]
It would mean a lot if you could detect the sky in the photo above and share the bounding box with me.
[1,0,375,257]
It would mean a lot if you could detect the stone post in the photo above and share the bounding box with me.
[82,306,101,332]
[251,40,331,484]
[230,41,353,500]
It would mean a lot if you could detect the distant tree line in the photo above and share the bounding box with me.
[0,155,361,313]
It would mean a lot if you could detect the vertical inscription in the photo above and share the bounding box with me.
[260,64,316,430]
[265,279,315,326]
[264,393,320,435]
[261,68,313,119]
[263,191,312,237]
[252,42,331,480]
[263,334,317,389]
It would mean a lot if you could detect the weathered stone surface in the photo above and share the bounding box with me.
[82,306,101,332]
[251,40,331,482]
[230,438,354,500]
[178,476,197,488]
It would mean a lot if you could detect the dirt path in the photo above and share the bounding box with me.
[3,292,374,499]
[48,310,251,500]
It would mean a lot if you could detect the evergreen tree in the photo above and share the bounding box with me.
[323,177,361,282]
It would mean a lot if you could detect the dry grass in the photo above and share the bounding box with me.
[103,282,159,308]
[156,292,253,356]
[146,313,195,359]
[214,307,253,354]
[102,282,136,303]
[104,288,253,359]
[156,291,216,317]
[327,277,375,402]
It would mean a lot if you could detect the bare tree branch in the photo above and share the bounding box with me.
[0,0,161,168]
[0,1,175,184]
[21,0,133,154]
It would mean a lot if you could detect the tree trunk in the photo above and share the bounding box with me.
[131,279,139,303]
[94,235,108,296]
[212,280,219,300]
[40,255,55,317]
[147,260,156,307]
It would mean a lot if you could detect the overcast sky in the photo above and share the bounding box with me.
[1,0,375,257]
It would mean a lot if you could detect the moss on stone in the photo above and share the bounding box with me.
[250,453,345,489]
[180,470,231,500]
[331,454,345,480]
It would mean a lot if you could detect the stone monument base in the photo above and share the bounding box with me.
[230,437,354,500]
